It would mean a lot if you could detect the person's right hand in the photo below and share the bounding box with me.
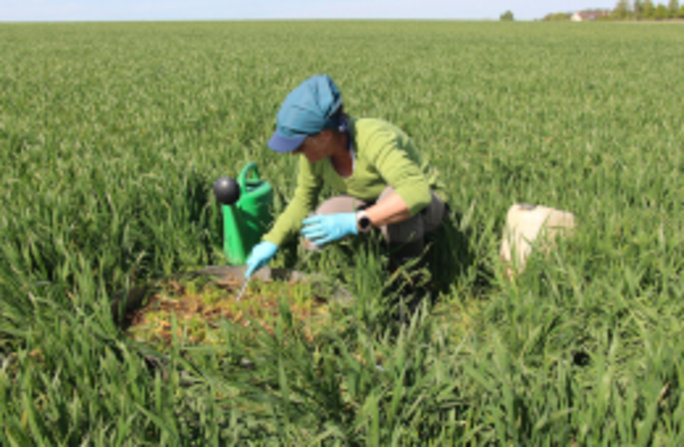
[245,241,278,278]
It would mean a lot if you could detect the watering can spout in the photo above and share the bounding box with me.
[214,162,274,265]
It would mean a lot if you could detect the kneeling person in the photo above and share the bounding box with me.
[245,74,446,278]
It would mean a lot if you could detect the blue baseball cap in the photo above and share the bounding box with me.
[267,74,343,153]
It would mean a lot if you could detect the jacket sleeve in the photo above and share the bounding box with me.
[262,156,322,247]
[364,130,432,216]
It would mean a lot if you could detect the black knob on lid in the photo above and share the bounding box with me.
[213,177,240,205]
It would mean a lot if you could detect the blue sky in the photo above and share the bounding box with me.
[1,1,618,22]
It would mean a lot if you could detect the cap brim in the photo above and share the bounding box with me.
[267,131,307,153]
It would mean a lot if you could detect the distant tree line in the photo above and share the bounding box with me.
[542,0,684,20]
[500,10,515,21]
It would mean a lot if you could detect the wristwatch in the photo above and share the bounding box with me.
[356,210,372,233]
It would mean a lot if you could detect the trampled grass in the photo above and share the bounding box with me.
[1,21,683,445]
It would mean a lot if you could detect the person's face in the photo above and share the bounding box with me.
[292,130,333,163]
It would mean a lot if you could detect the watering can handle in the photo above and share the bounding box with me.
[237,162,261,190]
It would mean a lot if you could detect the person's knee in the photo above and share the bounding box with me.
[315,195,364,215]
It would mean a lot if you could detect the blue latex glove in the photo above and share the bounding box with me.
[301,213,358,247]
[245,241,278,279]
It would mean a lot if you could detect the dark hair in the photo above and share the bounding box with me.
[327,105,348,131]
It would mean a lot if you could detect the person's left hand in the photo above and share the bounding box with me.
[301,213,358,247]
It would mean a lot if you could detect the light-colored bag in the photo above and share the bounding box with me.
[500,203,576,279]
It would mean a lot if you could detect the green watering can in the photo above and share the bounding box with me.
[213,162,274,265]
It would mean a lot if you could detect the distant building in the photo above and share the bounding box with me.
[571,10,612,21]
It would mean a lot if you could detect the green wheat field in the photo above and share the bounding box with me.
[1,21,683,445]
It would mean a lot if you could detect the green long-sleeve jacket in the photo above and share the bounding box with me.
[262,116,441,247]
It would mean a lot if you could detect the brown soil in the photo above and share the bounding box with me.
[126,274,331,345]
